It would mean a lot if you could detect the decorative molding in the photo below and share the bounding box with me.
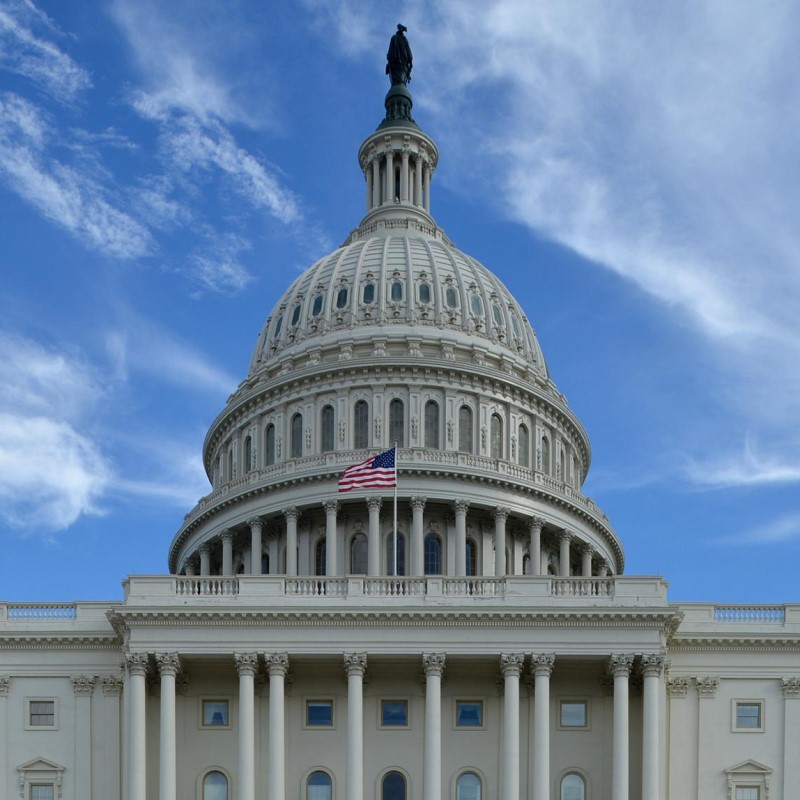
[667,677,691,697]
[609,653,635,678]
[453,500,470,515]
[422,652,446,677]
[410,495,427,511]
[696,676,720,698]
[266,652,289,677]
[782,677,800,698]
[323,500,340,515]
[344,652,368,677]
[71,675,95,696]
[247,517,263,530]
[282,506,300,521]
[366,496,383,512]
[500,652,525,677]
[101,675,124,696]
[0,676,9,696]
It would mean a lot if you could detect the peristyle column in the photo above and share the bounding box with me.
[156,654,179,800]
[221,529,234,576]
[400,149,410,201]
[501,653,525,800]
[248,517,263,575]
[385,149,395,202]
[367,497,382,577]
[494,507,510,576]
[414,156,423,206]
[611,654,634,800]
[558,530,572,577]
[529,517,544,575]
[453,500,469,576]
[126,653,149,800]
[371,152,380,208]
[410,496,426,576]
[236,653,258,800]
[344,653,367,800]
[642,654,665,800]
[532,653,555,800]
[423,653,446,800]
[267,652,289,800]
[283,507,299,576]
[581,544,594,577]
[324,500,340,576]
[199,544,210,576]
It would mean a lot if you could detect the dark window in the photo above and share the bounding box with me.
[202,700,229,727]
[456,701,483,727]
[381,702,408,727]
[458,406,473,453]
[336,286,349,309]
[243,436,252,473]
[419,283,431,303]
[363,283,375,304]
[389,399,405,446]
[291,304,302,326]
[424,401,439,449]
[265,424,275,466]
[492,303,503,326]
[351,533,368,574]
[307,771,332,800]
[28,700,55,727]
[315,537,327,576]
[202,772,228,800]
[457,773,481,800]
[511,314,521,338]
[424,534,442,575]
[382,771,407,800]
[541,434,550,474]
[386,532,406,576]
[490,414,502,459]
[274,315,283,338]
[736,702,762,729]
[306,700,334,727]
[311,294,324,317]
[518,424,529,467]
[471,294,483,316]
[321,405,334,453]
[560,700,588,727]
[445,286,458,308]
[354,400,369,449]
[466,539,477,576]
[391,281,403,301]
[291,413,303,459]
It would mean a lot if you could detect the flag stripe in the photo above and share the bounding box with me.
[338,447,397,492]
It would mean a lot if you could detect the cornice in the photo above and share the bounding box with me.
[0,635,121,651]
[669,637,800,653]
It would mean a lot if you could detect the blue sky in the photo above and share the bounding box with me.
[1,0,798,603]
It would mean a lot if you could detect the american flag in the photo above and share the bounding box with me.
[338,448,397,492]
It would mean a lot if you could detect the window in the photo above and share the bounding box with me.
[354,400,369,449]
[336,286,349,309]
[291,413,303,458]
[307,771,332,800]
[466,539,477,577]
[30,788,55,800]
[311,294,325,317]
[518,424,530,467]
[541,434,550,473]
[386,532,407,576]
[559,700,588,729]
[561,773,585,800]
[419,283,431,303]
[382,772,406,800]
[511,314,521,338]
[389,399,405,446]
[291,303,302,326]
[470,294,483,316]
[490,414,502,459]
[28,700,55,728]
[390,281,403,301]
[203,771,228,800]
[424,533,441,575]
[734,700,764,731]
[735,790,759,800]
[243,436,252,473]
[381,700,409,727]
[458,406,473,453]
[424,400,440,448]
[265,424,275,466]
[445,286,458,308]
[315,537,327,576]
[455,700,483,728]
[457,772,481,800]
[321,405,335,453]
[262,554,270,574]
[306,700,334,727]
[274,314,283,339]
[202,700,230,727]
[227,448,233,481]
[492,303,502,326]
[363,283,375,304]
[350,533,368,575]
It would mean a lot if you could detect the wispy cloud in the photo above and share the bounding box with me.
[683,439,800,489]
[186,231,254,294]
[717,513,800,546]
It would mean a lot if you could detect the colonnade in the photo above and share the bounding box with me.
[126,650,664,800]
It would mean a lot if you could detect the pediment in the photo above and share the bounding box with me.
[17,756,65,773]
[725,759,772,776]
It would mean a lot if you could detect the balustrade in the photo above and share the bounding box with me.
[714,605,785,623]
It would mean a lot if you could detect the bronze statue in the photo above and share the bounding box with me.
[386,24,412,85]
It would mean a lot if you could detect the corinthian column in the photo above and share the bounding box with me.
[221,529,234,576]
[156,654,179,800]
[453,500,469,575]
[236,653,258,800]
[494,507,510,576]
[344,653,367,800]
[267,653,289,800]
[642,654,665,800]
[367,497,382,577]
[126,653,149,800]
[558,530,572,577]
[410,496,426,576]
[611,654,634,800]
[501,653,525,800]
[248,517,263,575]
[532,653,555,800]
[423,653,446,800]
[324,500,340,576]
[529,517,544,575]
[283,507,299,575]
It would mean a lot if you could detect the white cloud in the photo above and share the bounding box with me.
[719,513,800,546]
[683,440,800,489]
[187,232,254,294]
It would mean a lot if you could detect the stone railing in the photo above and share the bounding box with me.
[3,603,77,621]
[363,577,426,596]
[285,578,348,597]
[551,578,615,598]
[175,577,239,597]
[714,605,786,623]
[443,577,505,596]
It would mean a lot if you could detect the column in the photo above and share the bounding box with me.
[283,508,299,576]
[529,517,543,575]
[531,654,555,800]
[558,530,572,577]
[424,164,432,213]
[414,156,423,206]
[236,653,258,800]
[411,496,426,576]
[367,497,382,577]
[501,654,525,800]
[453,500,469,576]
[267,653,289,800]
[642,654,664,800]
[344,653,367,800]
[0,677,8,800]
[581,544,594,577]
[423,653,445,800]
[782,678,800,800]
[385,149,395,203]
[494,507,510,576]
[365,165,373,210]
[610,654,634,800]
[184,560,196,576]
[372,155,381,208]
[598,560,610,577]
[72,676,94,800]
[221,529,234,576]
[156,654,179,800]
[400,149,410,201]
[199,544,210,576]
[101,676,124,800]
[249,518,263,575]
[126,653,149,800]
[324,501,339,576]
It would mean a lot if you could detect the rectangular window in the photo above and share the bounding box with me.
[734,700,764,731]
[380,699,409,727]
[27,700,55,729]
[559,699,589,729]
[202,699,230,727]
[30,787,55,800]
[735,788,759,800]
[306,699,334,727]
[455,700,483,728]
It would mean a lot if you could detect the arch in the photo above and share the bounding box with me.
[424,533,442,575]
[307,770,333,800]
[518,424,529,467]
[424,400,440,449]
[353,400,369,449]
[315,537,327,576]
[381,770,406,800]
[458,406,473,453]
[490,414,503,459]
[243,436,252,473]
[265,424,276,466]
[560,771,586,800]
[456,771,482,800]
[466,539,478,577]
[389,398,405,447]
[350,533,368,575]
[202,770,229,800]
[385,531,407,576]
[321,405,335,453]
[291,413,303,459]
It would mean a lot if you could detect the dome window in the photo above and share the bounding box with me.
[336,286,349,309]
[274,315,283,339]
[354,399,369,449]
[511,313,521,338]
[291,304,302,326]
[458,406,473,454]
[445,286,459,308]
[424,400,440,449]
[490,414,503,459]
[518,424,530,467]
[389,398,405,447]
[320,405,335,453]
[390,281,403,302]
[362,283,375,304]
[419,283,431,304]
[470,294,484,316]
[290,413,303,458]
[311,294,325,317]
[492,303,503,327]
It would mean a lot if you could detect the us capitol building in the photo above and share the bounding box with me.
[1,30,798,800]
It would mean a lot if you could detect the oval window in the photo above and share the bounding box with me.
[362,283,375,304]
[492,303,502,326]
[391,281,403,301]
[291,304,302,326]
[445,287,458,308]
[511,314,521,338]
[336,286,349,309]
[471,294,483,316]
[312,294,324,317]
[274,315,283,338]
[419,283,431,303]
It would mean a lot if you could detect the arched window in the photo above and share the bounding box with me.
[350,533,368,575]
[274,315,283,339]
[424,533,442,575]
[291,303,302,326]
[227,448,234,481]
[243,436,252,473]
[386,532,406,576]
[389,399,405,447]
[291,413,303,459]
[561,773,586,800]
[419,283,431,303]
[354,400,369,449]
[424,400,440,449]
[321,405,335,453]
[458,406,473,453]
[315,537,326,576]
[466,539,478,577]
[470,294,483,316]
[490,414,503,459]
[203,771,228,800]
[457,772,482,800]
[265,424,275,466]
[336,286,349,309]
[518,424,529,467]
[311,294,324,317]
[363,283,375,304]
[445,286,458,308]
[382,771,406,800]
[307,770,332,800]
[541,434,551,474]
[492,303,503,327]
[390,281,403,302]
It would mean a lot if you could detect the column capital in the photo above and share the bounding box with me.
[500,652,525,677]
[494,506,510,521]
[71,675,96,696]
[410,495,427,511]
[126,652,150,677]
[366,496,383,511]
[247,516,263,530]
[609,653,634,677]
[266,652,289,677]
[696,676,720,698]
[101,675,124,696]
[782,677,800,698]
[324,500,340,515]
[422,652,446,677]
[641,654,665,678]
[529,516,545,532]
[598,559,611,575]
[531,652,555,677]
[579,542,596,557]
[453,499,470,515]
[156,653,181,677]
[197,544,210,556]
[558,529,574,544]
[667,677,691,697]
[344,652,368,677]
[282,506,300,521]
[0,676,9,696]
[235,652,259,677]
[220,528,234,543]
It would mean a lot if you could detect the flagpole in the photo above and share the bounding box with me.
[393,441,398,578]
